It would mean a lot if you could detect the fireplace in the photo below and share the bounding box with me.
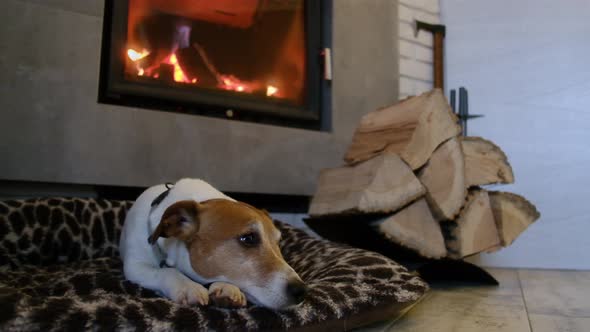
[99,0,331,130]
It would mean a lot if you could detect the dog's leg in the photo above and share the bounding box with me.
[208,282,247,308]
[124,261,209,305]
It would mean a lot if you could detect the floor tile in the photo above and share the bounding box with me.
[381,268,532,332]
[352,294,428,332]
[354,268,590,332]
[529,313,590,332]
[519,270,590,317]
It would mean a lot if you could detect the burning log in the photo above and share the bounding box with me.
[417,137,466,221]
[308,153,425,217]
[136,50,169,74]
[344,89,461,170]
[462,137,514,187]
[176,46,217,86]
[158,63,176,83]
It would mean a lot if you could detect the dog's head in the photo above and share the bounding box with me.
[148,199,306,309]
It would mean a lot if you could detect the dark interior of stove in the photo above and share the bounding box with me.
[99,0,331,130]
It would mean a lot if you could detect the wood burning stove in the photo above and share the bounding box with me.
[99,0,331,130]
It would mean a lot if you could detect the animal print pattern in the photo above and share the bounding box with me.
[0,198,428,331]
[0,198,132,270]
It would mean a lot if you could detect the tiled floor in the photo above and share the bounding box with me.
[357,268,590,332]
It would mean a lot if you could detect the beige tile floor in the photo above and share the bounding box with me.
[356,268,590,332]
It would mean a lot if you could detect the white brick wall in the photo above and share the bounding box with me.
[397,0,441,99]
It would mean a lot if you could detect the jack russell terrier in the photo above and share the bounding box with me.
[120,178,307,309]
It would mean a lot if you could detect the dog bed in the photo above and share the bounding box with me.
[0,197,428,331]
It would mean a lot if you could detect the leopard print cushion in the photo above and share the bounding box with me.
[0,198,428,331]
[0,198,132,270]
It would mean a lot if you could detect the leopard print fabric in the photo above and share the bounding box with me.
[0,198,132,270]
[0,198,428,331]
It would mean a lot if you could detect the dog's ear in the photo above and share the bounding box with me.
[260,208,273,220]
[148,200,201,244]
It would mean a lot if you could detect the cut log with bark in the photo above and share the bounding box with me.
[418,137,466,221]
[442,189,501,259]
[376,198,447,259]
[462,137,515,187]
[308,153,425,217]
[344,89,461,170]
[487,191,540,249]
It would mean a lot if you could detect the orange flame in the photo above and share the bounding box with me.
[127,48,195,84]
[127,49,281,97]
[219,75,254,93]
[165,53,189,83]
[127,49,149,61]
[266,85,278,97]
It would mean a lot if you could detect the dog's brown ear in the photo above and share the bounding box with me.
[148,200,201,245]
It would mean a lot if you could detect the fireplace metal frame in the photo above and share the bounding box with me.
[98,0,332,130]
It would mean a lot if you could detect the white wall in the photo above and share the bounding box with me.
[397,0,441,99]
[442,0,590,269]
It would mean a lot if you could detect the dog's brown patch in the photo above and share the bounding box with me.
[152,199,287,287]
[148,200,200,244]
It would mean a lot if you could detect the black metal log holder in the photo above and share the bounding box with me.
[304,215,499,286]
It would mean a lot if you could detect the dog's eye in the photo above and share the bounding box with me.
[238,232,260,248]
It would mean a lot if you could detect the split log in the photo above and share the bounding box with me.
[487,191,540,249]
[417,137,466,221]
[376,198,447,259]
[443,189,500,259]
[462,137,515,187]
[308,153,425,217]
[344,89,461,170]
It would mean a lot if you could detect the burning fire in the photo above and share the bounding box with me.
[126,48,279,97]
[127,48,190,83]
[266,85,278,97]
[127,49,149,61]
[166,53,190,83]
[219,75,254,93]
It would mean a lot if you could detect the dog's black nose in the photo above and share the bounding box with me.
[286,280,307,304]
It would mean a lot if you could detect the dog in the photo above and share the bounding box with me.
[120,178,307,309]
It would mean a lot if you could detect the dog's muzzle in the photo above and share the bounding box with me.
[286,279,307,304]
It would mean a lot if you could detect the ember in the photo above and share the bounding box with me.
[126,48,278,96]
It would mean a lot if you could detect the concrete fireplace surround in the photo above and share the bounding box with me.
[0,0,399,196]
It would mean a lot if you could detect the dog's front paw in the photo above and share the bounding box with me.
[168,279,209,306]
[208,282,247,308]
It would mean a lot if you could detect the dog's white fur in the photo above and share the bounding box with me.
[120,178,301,308]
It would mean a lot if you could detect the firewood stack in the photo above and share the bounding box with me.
[308,89,540,260]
